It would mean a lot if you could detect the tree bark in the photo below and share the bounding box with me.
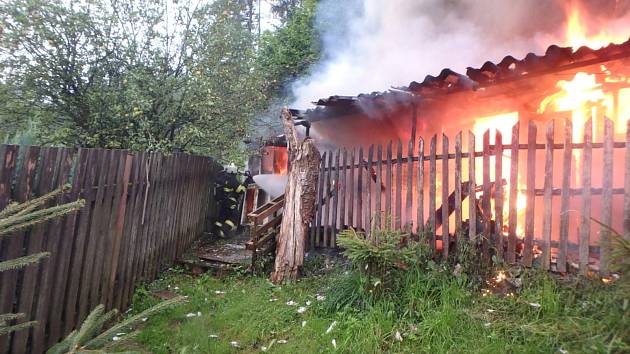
[270,107,320,284]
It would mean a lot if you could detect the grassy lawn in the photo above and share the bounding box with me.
[114,257,629,354]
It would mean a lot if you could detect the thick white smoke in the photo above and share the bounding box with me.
[289,0,630,109]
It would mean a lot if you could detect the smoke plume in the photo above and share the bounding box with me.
[290,0,630,109]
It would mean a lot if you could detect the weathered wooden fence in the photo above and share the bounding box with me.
[0,145,220,354]
[311,118,630,275]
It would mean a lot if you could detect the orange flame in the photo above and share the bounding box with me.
[564,2,629,50]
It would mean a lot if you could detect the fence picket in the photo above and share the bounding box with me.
[558,119,573,272]
[494,131,504,261]
[331,149,340,245]
[386,141,393,227]
[357,148,363,231]
[600,119,613,274]
[416,138,425,236]
[508,122,520,264]
[579,118,593,274]
[376,145,382,227]
[442,134,450,258]
[482,131,491,261]
[524,122,537,267]
[625,120,630,241]
[429,135,437,250]
[339,149,347,231]
[366,145,373,233]
[348,150,355,230]
[323,152,333,246]
[542,121,555,270]
[406,139,414,231]
[468,132,477,242]
[454,133,462,244]
[395,141,403,230]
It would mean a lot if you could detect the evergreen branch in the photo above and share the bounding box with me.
[0,252,50,272]
[46,330,77,354]
[0,313,25,323]
[71,304,105,349]
[0,184,70,219]
[83,296,187,350]
[0,320,38,336]
[0,199,84,236]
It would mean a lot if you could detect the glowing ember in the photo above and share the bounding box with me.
[494,271,507,283]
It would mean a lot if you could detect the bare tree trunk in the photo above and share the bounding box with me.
[271,108,320,284]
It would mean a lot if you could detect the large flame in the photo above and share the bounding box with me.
[564,2,629,50]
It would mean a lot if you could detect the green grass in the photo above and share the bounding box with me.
[114,265,629,354]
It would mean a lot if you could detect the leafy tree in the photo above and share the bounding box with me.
[0,0,261,162]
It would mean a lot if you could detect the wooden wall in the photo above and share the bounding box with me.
[0,145,220,354]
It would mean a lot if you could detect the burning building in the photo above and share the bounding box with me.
[248,3,630,274]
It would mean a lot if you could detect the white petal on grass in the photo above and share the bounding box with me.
[185,312,198,318]
[302,321,307,327]
[306,300,312,306]
[487,309,495,313]
[112,336,121,341]
[286,300,297,306]
[209,334,218,338]
[325,321,337,334]
[297,306,307,314]
[215,290,226,295]
[230,341,239,348]
[261,346,268,352]
[332,339,337,349]
[316,295,326,301]
[269,297,278,302]
[277,339,287,344]
[394,331,403,342]
[484,322,491,327]
[529,302,541,308]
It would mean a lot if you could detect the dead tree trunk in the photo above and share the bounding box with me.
[271,108,320,284]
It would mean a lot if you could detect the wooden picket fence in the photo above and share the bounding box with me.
[0,145,220,354]
[310,118,630,275]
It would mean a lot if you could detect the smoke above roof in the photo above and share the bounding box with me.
[289,0,630,110]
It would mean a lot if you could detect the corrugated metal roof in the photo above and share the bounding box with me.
[295,38,630,120]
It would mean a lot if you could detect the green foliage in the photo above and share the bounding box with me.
[0,185,85,337]
[114,264,629,353]
[337,226,432,281]
[48,296,187,354]
[0,0,264,162]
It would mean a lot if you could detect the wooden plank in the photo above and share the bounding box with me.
[331,149,340,245]
[120,152,146,309]
[482,131,491,261]
[395,141,403,230]
[541,121,555,270]
[599,119,613,274]
[429,135,437,250]
[339,149,347,231]
[0,144,17,353]
[323,152,333,246]
[366,145,373,233]
[507,122,520,264]
[314,151,326,248]
[579,118,593,274]
[494,131,504,261]
[106,153,133,308]
[468,132,477,241]
[347,150,355,230]
[385,141,393,227]
[11,148,57,354]
[49,149,89,345]
[454,133,462,245]
[417,138,425,236]
[557,119,573,273]
[356,147,363,231]
[375,145,382,228]
[0,145,39,351]
[524,121,537,267]
[625,119,630,241]
[77,149,111,323]
[31,148,75,353]
[406,139,414,231]
[442,134,450,259]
